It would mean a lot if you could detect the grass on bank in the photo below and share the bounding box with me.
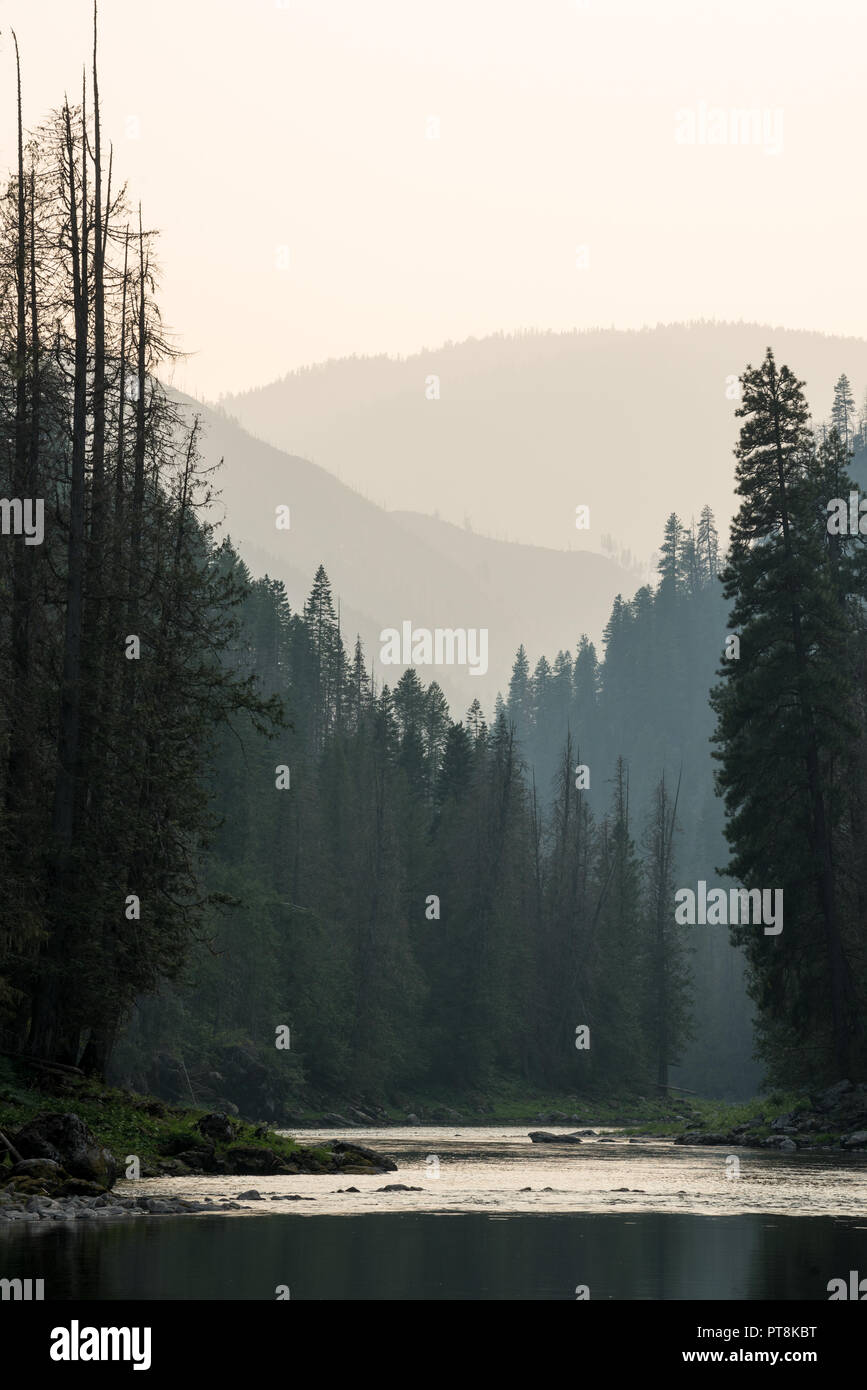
[0,1056,302,1170]
[281,1078,782,1131]
[1,1055,828,1153]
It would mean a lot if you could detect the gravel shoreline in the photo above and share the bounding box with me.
[0,1189,316,1224]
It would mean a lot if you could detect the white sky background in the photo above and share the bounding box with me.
[0,0,864,402]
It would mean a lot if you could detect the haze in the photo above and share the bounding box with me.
[2,0,864,409]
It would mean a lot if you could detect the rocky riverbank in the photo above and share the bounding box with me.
[0,1188,312,1224]
[671,1080,867,1153]
[0,1055,398,1221]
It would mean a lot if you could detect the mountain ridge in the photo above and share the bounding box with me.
[178,395,638,714]
[217,321,867,557]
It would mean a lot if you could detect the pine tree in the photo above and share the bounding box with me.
[680,520,701,598]
[711,349,862,1082]
[642,771,691,1091]
[506,644,533,742]
[697,504,720,584]
[465,697,487,742]
[830,373,856,453]
[590,758,646,1081]
[657,512,684,592]
[572,634,599,730]
[0,30,282,1072]
[541,732,596,1085]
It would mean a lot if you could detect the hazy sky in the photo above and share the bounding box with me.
[1,0,864,401]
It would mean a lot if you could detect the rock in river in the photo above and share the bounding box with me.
[324,1140,397,1173]
[528,1131,583,1144]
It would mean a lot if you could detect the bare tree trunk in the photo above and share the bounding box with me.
[5,34,34,832]
[80,4,110,783]
[30,98,90,1062]
[126,206,147,650]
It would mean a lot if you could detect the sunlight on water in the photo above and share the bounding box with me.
[118,1127,867,1219]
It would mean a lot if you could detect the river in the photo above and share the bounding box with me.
[2,1126,865,1299]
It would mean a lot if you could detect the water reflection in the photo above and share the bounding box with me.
[1,1210,864,1300]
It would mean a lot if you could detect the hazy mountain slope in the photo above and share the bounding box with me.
[389,506,626,654]
[220,322,867,557]
[182,400,635,712]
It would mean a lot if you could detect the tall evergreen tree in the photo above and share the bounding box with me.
[830,372,856,454]
[697,503,720,583]
[642,771,691,1091]
[711,349,863,1082]
[657,512,685,592]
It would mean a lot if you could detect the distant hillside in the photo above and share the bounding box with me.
[180,399,637,714]
[219,322,867,557]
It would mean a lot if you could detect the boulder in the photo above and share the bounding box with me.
[834,1087,867,1128]
[795,1116,824,1134]
[353,1101,389,1121]
[224,1145,293,1176]
[159,1133,215,1160]
[196,1112,238,1143]
[26,1194,63,1212]
[528,1131,583,1144]
[763,1134,798,1151]
[56,1178,109,1198]
[815,1080,853,1112]
[12,1112,117,1189]
[674,1132,732,1146]
[154,1158,192,1176]
[325,1140,398,1172]
[8,1158,64,1184]
[842,1131,867,1149]
[174,1149,217,1172]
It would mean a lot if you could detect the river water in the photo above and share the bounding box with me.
[2,1127,866,1299]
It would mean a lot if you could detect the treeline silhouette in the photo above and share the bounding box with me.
[0,21,279,1074]
[116,552,698,1111]
[2,20,864,1117]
